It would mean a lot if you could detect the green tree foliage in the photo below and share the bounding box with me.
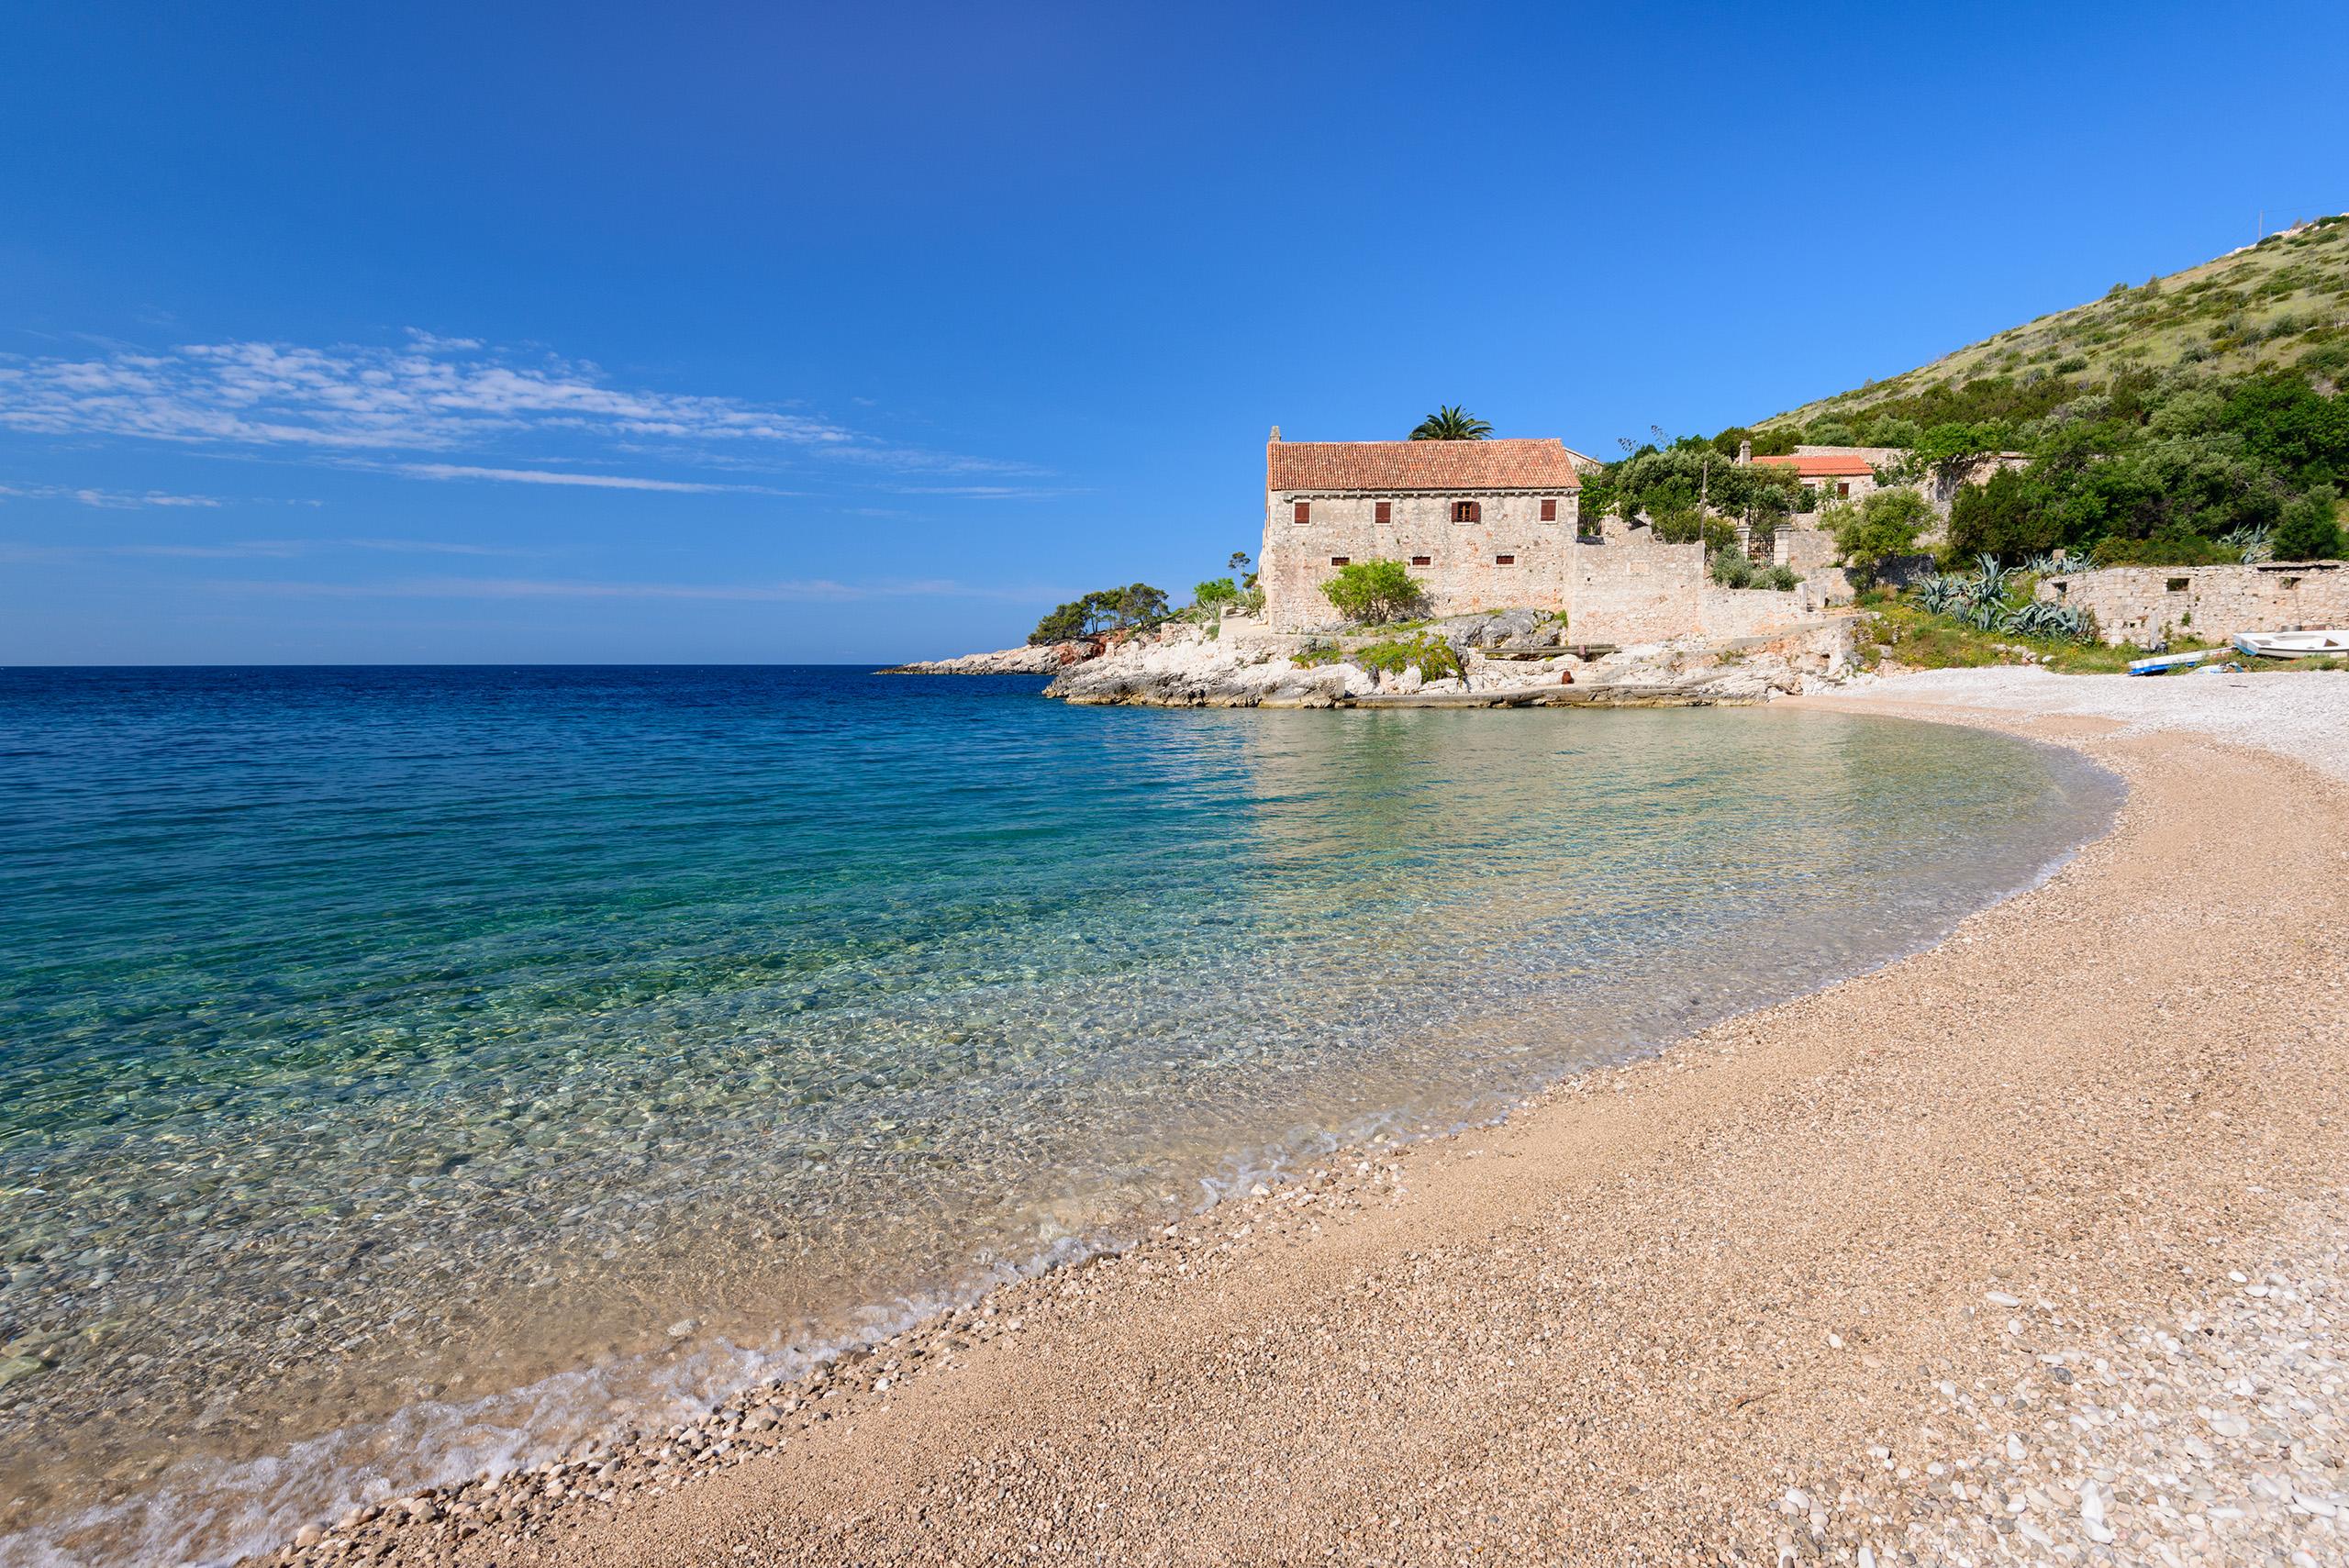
[2274,493,2349,562]
[1319,559,1425,623]
[1027,583,1171,645]
[1947,466,2061,559]
[1580,439,1807,530]
[1825,490,1934,586]
[1192,576,1241,612]
[1408,406,1492,441]
[1797,367,2349,567]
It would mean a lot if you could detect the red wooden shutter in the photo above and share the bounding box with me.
[1294,500,1311,523]
[1375,500,1391,524]
[1329,555,1349,566]
[1540,498,1557,521]
[1409,555,1431,566]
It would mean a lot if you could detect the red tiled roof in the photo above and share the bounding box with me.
[1267,438,1585,492]
[1750,453,1876,478]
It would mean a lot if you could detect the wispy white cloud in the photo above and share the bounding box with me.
[341,537,539,556]
[1,537,536,563]
[111,540,308,558]
[0,338,852,454]
[0,481,222,508]
[892,484,1082,499]
[0,539,305,562]
[393,462,781,494]
[0,334,1033,485]
[208,574,1032,603]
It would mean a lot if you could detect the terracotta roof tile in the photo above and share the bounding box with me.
[1750,453,1876,478]
[1268,439,1585,492]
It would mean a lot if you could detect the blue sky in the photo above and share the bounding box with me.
[4,1,2345,665]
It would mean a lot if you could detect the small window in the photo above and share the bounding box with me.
[1374,500,1391,524]
[1293,500,1311,524]
[1329,556,1350,566]
[1835,482,1851,498]
[1494,553,1517,565]
[1539,498,1557,521]
[1451,499,1481,524]
[2166,577,2190,593]
[2283,576,2302,590]
[1409,554,1431,567]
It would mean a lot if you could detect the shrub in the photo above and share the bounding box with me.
[1948,466,2060,559]
[1319,559,1425,623]
[1352,633,1464,683]
[2087,534,2240,568]
[2273,493,2348,561]
[1827,489,1934,586]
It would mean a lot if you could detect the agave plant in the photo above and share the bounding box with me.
[2021,550,2066,577]
[1914,573,1965,615]
[1999,598,2095,643]
[2220,525,2274,564]
[1968,554,2011,606]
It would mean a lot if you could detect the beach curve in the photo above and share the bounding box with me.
[263,673,2349,1568]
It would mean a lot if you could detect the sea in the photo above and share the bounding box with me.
[0,665,2123,1564]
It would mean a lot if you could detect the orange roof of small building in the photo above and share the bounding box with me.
[1750,453,1876,478]
[1267,438,1585,492]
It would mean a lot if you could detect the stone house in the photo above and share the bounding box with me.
[1747,450,1881,505]
[1258,430,1598,631]
[1259,428,1831,644]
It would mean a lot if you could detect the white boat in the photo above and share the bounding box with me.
[2232,629,2349,659]
[2127,649,2217,675]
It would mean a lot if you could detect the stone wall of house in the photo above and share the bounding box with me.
[1260,490,1581,631]
[2036,562,2349,645]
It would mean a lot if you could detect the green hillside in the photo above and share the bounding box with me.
[1764,215,2349,436]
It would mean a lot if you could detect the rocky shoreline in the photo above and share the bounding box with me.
[892,608,1865,708]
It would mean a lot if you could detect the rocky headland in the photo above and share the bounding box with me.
[891,608,1863,708]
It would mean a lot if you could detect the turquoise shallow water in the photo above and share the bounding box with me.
[0,667,2121,1564]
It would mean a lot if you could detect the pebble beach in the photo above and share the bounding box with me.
[240,669,2349,1568]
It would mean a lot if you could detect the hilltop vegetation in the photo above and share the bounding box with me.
[1579,217,2349,568]
[1765,215,2349,437]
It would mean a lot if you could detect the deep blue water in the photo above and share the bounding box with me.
[0,666,2121,1564]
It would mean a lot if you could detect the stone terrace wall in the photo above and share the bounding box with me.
[1699,587,1818,640]
[2037,562,2349,645]
[1564,525,1704,644]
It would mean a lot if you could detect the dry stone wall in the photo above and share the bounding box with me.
[2036,562,2349,645]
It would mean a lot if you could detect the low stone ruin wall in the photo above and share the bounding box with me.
[1698,587,1819,641]
[2036,562,2349,645]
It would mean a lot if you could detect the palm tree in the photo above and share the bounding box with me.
[1408,406,1493,441]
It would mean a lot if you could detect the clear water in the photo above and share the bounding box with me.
[0,667,2121,1564]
